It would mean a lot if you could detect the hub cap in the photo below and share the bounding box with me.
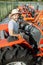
[6,62,26,65]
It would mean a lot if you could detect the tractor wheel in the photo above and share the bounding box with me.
[0,45,33,65]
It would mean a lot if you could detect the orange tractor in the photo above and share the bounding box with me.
[0,19,43,65]
[18,5,40,23]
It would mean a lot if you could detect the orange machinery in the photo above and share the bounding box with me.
[0,21,43,65]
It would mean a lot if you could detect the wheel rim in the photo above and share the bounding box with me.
[6,62,26,65]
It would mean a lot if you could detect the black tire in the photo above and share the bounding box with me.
[0,45,33,65]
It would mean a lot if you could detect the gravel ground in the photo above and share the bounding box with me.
[0,17,10,24]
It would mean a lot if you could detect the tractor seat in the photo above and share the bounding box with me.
[0,30,9,39]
